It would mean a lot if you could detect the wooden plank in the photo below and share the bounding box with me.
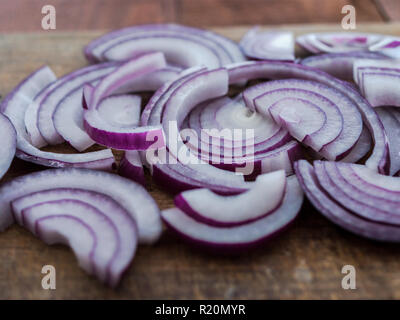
[375,0,400,21]
[176,0,384,26]
[1,23,400,299]
[0,0,384,32]
[0,0,177,32]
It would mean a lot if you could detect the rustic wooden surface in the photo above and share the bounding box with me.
[1,0,400,32]
[1,23,400,299]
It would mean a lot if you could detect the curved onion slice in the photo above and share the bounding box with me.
[228,60,389,174]
[36,63,117,145]
[158,68,251,189]
[35,215,96,275]
[0,114,16,180]
[375,107,400,175]
[314,161,400,225]
[162,176,303,250]
[83,53,167,150]
[12,189,137,287]
[174,170,286,226]
[246,79,361,160]
[0,66,115,169]
[23,200,119,283]
[297,32,384,54]
[240,28,294,61]
[118,151,145,186]
[0,168,161,244]
[369,37,400,58]
[341,125,372,163]
[358,71,400,107]
[300,51,387,81]
[294,160,400,242]
[84,24,246,67]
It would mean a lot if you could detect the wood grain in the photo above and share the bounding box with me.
[0,0,388,32]
[1,23,400,299]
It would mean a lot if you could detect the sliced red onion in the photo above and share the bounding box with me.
[112,66,181,94]
[84,24,246,67]
[357,70,400,107]
[35,215,97,276]
[185,95,289,152]
[189,140,302,178]
[314,161,400,225]
[161,176,303,250]
[228,61,389,174]
[174,170,286,227]
[240,27,295,61]
[12,188,138,287]
[369,37,400,58]
[247,79,361,161]
[159,68,251,188]
[294,160,400,242]
[1,66,115,169]
[118,151,145,186]
[0,168,161,244]
[36,63,117,146]
[53,83,99,151]
[300,51,387,81]
[297,32,384,54]
[0,113,16,180]
[376,107,400,175]
[88,52,167,108]
[24,200,120,283]
[341,125,372,163]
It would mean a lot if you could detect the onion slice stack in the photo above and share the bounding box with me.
[84,23,246,68]
[240,27,295,61]
[228,60,390,174]
[244,79,362,161]
[174,170,286,226]
[0,168,161,244]
[0,114,16,180]
[83,52,167,150]
[353,59,400,107]
[295,160,400,242]
[162,175,303,251]
[182,95,301,177]
[0,66,115,169]
[12,192,138,287]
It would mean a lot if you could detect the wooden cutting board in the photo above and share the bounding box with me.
[1,23,400,300]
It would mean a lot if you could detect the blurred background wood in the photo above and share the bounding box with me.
[0,0,398,32]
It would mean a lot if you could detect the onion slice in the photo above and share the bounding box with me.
[353,60,400,107]
[297,32,384,54]
[228,60,389,174]
[118,151,145,186]
[240,27,295,61]
[12,189,138,287]
[295,160,400,242]
[161,176,303,250]
[376,107,400,175]
[0,168,161,244]
[84,24,246,67]
[300,51,387,81]
[0,66,115,169]
[246,79,361,161]
[174,170,286,227]
[369,37,400,58]
[0,114,16,180]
